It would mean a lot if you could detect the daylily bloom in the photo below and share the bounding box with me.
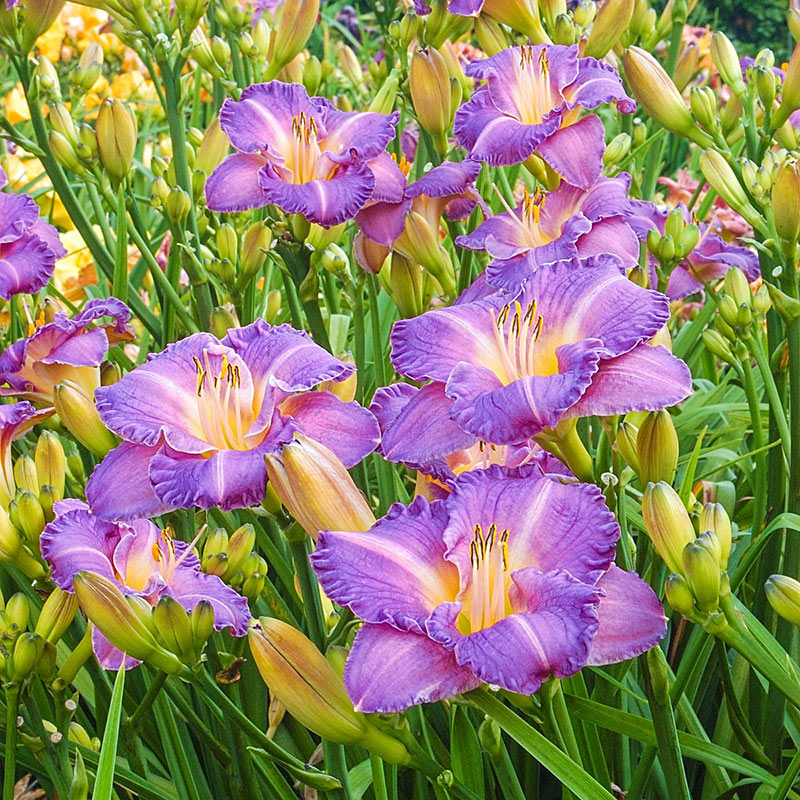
[389,257,692,448]
[0,401,53,506]
[0,168,66,300]
[40,500,251,669]
[454,45,635,189]
[354,158,482,290]
[456,173,640,291]
[628,200,759,298]
[0,298,133,405]
[370,381,569,492]
[311,466,667,711]
[86,320,379,519]
[205,81,400,228]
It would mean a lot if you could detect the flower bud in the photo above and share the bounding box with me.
[14,456,38,497]
[69,750,89,800]
[402,211,456,297]
[73,573,184,673]
[265,0,320,80]
[10,632,44,682]
[682,540,720,613]
[753,65,777,111]
[191,600,215,651]
[369,70,400,115]
[774,40,800,130]
[211,36,232,68]
[35,430,65,501]
[34,588,78,644]
[622,47,714,147]
[16,490,45,547]
[4,593,30,635]
[481,0,549,44]
[267,289,281,323]
[223,523,256,581]
[338,43,363,88]
[49,131,83,173]
[676,223,700,258]
[95,99,137,187]
[196,118,230,176]
[723,267,751,311]
[552,13,577,45]
[633,117,647,147]
[248,618,369,742]
[390,254,425,318]
[772,159,800,247]
[216,223,238,264]
[710,32,746,96]
[153,596,195,662]
[202,527,229,562]
[615,421,640,472]
[264,434,376,540]
[48,104,78,146]
[303,55,323,95]
[75,42,103,94]
[603,133,631,168]
[636,410,678,487]
[474,14,509,57]
[35,56,61,100]
[791,8,800,43]
[642,481,696,574]
[690,86,718,132]
[699,150,761,229]
[699,502,732,569]
[718,294,740,330]
[240,221,271,282]
[209,306,237,339]
[100,361,122,387]
[766,574,800,627]
[319,243,351,280]
[703,328,736,364]
[53,380,117,458]
[409,48,451,155]
[19,0,65,50]
[673,44,699,92]
[166,187,191,223]
[665,573,696,616]
[584,0,633,58]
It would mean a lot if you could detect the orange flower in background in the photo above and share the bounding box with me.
[54,230,99,301]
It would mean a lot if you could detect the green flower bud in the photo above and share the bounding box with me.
[240,221,271,282]
[409,48,451,155]
[5,593,30,635]
[474,14,508,56]
[165,186,191,223]
[319,243,351,280]
[772,159,800,247]
[690,86,718,132]
[390,254,425,318]
[34,588,78,644]
[642,482,696,574]
[753,64,777,111]
[717,294,740,329]
[16,490,45,547]
[69,749,89,800]
[202,527,229,561]
[753,284,772,315]
[95,98,137,187]
[209,306,237,339]
[682,541,720,613]
[724,267,751,311]
[265,0,320,80]
[699,150,761,229]
[49,130,83,173]
[195,118,230,176]
[665,573,696,616]
[14,455,38,497]
[153,595,195,662]
[773,40,800,129]
[636,410,679,486]
[552,13,577,45]
[368,69,400,115]
[100,360,122,387]
[584,0,633,58]
[664,208,684,240]
[35,430,65,501]
[38,485,58,523]
[266,289,281,323]
[303,55,322,95]
[202,552,228,577]
[216,223,238,264]
[35,56,61,100]
[699,502,732,569]
[603,132,631,167]
[53,380,117,458]
[48,103,78,146]
[211,35,232,68]
[615,421,640,472]
[710,32,746,96]
[633,117,647,148]
[10,632,44,682]
[676,223,700,257]
[223,524,256,581]
[191,600,215,652]
[765,574,800,627]
[696,529,722,566]
[790,8,800,43]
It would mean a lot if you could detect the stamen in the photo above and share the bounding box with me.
[491,299,545,383]
[468,521,512,632]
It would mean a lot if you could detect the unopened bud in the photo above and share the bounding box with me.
[35,431,65,501]
[774,40,800,129]
[690,86,718,132]
[665,573,696,616]
[409,48,451,155]
[265,433,376,540]
[10,632,44,682]
[615,421,640,472]
[369,70,400,115]
[34,588,78,644]
[642,481,696,574]
[95,99,137,187]
[210,306,237,339]
[165,187,191,223]
[49,131,83,173]
[636,410,679,486]
[153,595,195,662]
[772,159,800,247]
[265,0,320,80]
[196,118,230,176]
[223,523,256,581]
[603,133,631,167]
[14,456,38,497]
[703,328,736,363]
[240,221,271,282]
[766,574,800,627]
[216,223,238,264]
[53,380,117,458]
[682,540,720,613]
[16,490,45,547]
[710,32,746,96]
[699,150,761,229]
[474,15,508,56]
[585,0,633,58]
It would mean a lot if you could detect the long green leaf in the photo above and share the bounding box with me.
[92,665,126,800]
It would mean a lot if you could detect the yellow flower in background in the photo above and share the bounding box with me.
[4,85,30,124]
[35,15,67,62]
[54,230,99,301]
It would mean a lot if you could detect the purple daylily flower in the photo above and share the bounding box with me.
[454,45,635,189]
[370,381,569,491]
[311,465,666,711]
[40,500,251,669]
[353,158,482,277]
[0,401,53,505]
[628,200,760,298]
[457,173,640,291]
[86,319,379,519]
[205,81,400,228]
[0,298,133,405]
[389,257,692,446]
[0,181,66,300]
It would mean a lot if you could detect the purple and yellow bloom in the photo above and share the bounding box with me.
[86,320,379,519]
[628,200,760,298]
[389,258,692,447]
[205,82,400,228]
[0,401,53,506]
[454,45,635,189]
[311,466,667,711]
[40,500,250,669]
[0,169,66,301]
[0,298,133,405]
[456,173,640,291]
[353,158,482,282]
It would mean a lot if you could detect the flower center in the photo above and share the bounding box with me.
[287,112,323,184]
[391,152,412,177]
[194,349,249,451]
[516,47,556,126]
[490,299,545,384]
[460,523,511,633]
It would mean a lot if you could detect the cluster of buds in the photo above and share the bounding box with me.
[201,524,267,601]
[248,618,413,765]
[214,220,272,295]
[698,151,763,232]
[0,588,76,685]
[191,29,234,85]
[0,431,69,580]
[72,572,210,674]
[69,42,104,98]
[384,254,436,318]
[645,208,700,271]
[0,0,65,53]
[264,434,376,540]
[603,133,632,170]
[409,47,459,156]
[53,378,118,458]
[46,103,95,178]
[643,482,734,628]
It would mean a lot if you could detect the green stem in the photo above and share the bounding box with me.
[112,183,129,304]
[749,332,791,465]
[289,537,326,649]
[127,670,168,731]
[738,356,768,533]
[3,686,19,800]
[370,754,389,800]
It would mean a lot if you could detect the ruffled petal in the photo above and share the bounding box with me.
[0,193,39,243]
[443,466,618,583]
[587,565,667,665]
[85,442,173,521]
[564,57,636,113]
[535,114,606,189]
[320,107,400,164]
[564,344,692,419]
[344,623,481,712]
[166,567,251,636]
[205,153,270,213]
[279,390,379,468]
[0,233,56,299]
[311,495,459,634]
